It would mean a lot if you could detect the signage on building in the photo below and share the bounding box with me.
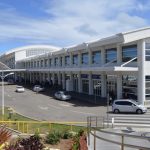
[81,74,88,78]
[92,74,101,79]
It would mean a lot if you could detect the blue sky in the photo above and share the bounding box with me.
[0,0,150,53]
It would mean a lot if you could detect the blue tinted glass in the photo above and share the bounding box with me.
[146,50,150,55]
[106,48,117,63]
[122,45,137,62]
[73,55,78,65]
[92,51,101,64]
[82,53,88,64]
[146,43,150,49]
[65,56,70,65]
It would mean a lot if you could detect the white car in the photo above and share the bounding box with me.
[16,86,25,93]
[54,91,71,101]
[112,99,147,114]
[33,85,45,92]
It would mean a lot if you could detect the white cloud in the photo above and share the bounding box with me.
[0,0,149,47]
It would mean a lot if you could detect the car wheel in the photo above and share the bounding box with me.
[136,109,143,114]
[114,109,119,114]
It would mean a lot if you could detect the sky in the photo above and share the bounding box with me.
[0,0,150,54]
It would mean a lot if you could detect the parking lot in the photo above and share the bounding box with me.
[0,84,107,122]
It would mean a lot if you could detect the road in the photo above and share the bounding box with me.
[0,84,107,122]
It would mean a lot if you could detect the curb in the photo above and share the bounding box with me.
[6,105,42,122]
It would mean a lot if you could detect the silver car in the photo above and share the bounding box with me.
[112,99,147,114]
[33,85,45,92]
[54,91,71,101]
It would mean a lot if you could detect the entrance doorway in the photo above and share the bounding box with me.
[107,75,117,100]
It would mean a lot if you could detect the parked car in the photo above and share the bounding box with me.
[54,91,71,101]
[16,86,25,93]
[112,99,147,114]
[33,85,45,92]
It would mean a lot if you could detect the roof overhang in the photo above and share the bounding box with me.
[26,66,138,72]
[0,69,26,72]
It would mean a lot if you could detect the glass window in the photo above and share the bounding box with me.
[44,59,48,67]
[34,61,36,67]
[145,43,150,61]
[49,59,52,67]
[122,45,137,62]
[31,62,33,68]
[92,51,101,64]
[82,79,89,94]
[41,60,43,67]
[122,75,137,100]
[146,43,150,49]
[105,48,117,63]
[93,79,101,96]
[54,57,58,66]
[115,101,132,105]
[145,76,150,100]
[37,61,39,67]
[82,53,88,65]
[60,57,63,66]
[73,55,78,65]
[65,56,70,66]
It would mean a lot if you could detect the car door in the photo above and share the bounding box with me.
[123,101,133,112]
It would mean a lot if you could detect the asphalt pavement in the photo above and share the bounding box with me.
[0,84,107,122]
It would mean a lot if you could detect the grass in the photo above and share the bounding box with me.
[0,107,86,134]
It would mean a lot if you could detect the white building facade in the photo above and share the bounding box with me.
[1,28,150,105]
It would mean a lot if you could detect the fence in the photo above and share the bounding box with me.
[0,121,87,134]
[87,116,150,150]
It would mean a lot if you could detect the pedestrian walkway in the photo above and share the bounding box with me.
[88,110,150,150]
[107,110,150,129]
[88,129,150,150]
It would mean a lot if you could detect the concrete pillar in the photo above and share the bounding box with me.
[117,44,122,65]
[101,47,105,65]
[101,73,106,97]
[58,72,61,85]
[39,73,42,83]
[78,72,82,93]
[70,72,73,91]
[89,72,93,95]
[89,50,92,66]
[78,52,81,67]
[62,72,65,90]
[117,74,122,99]
[70,53,73,67]
[137,39,145,105]
[52,73,55,85]
[30,72,32,83]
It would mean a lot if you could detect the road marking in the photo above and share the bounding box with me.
[7,94,11,97]
[70,110,95,115]
[48,104,61,109]
[38,106,49,110]
[59,104,71,107]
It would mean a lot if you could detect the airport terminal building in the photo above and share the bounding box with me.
[1,27,150,105]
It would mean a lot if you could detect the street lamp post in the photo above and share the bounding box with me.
[0,72,14,117]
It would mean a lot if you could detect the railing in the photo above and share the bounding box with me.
[121,57,137,67]
[0,121,87,134]
[87,116,150,150]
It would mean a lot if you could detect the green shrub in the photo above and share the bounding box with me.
[45,131,61,145]
[34,131,41,140]
[72,134,80,150]
[78,129,84,136]
[62,130,73,139]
